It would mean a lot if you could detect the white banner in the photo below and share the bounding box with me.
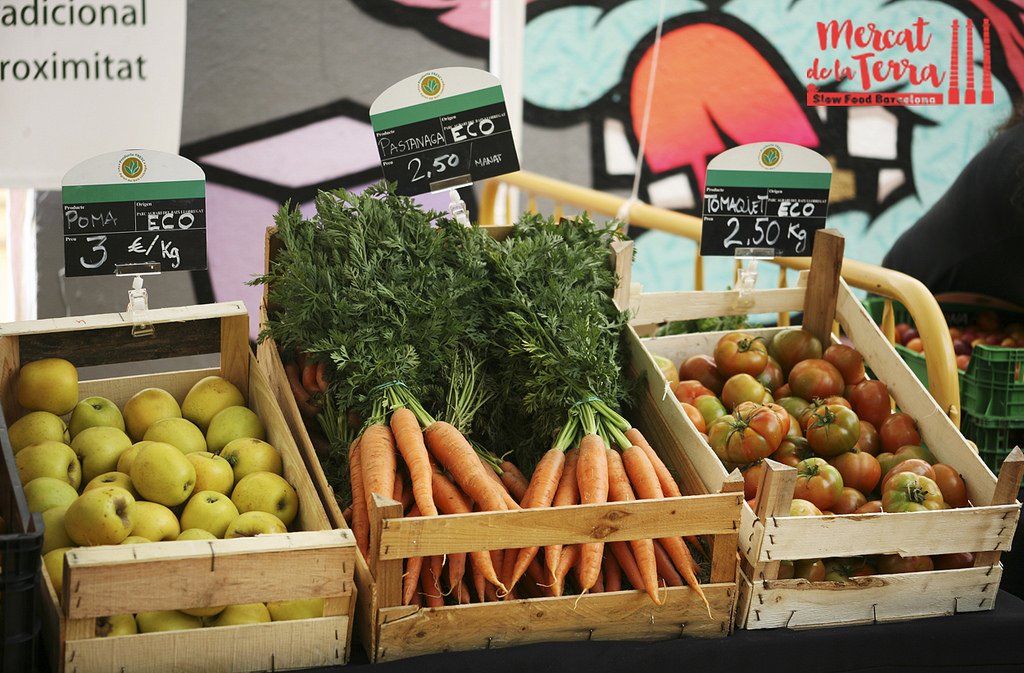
[0,1,186,190]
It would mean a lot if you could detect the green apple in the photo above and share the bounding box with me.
[16,358,78,415]
[180,491,239,538]
[231,472,298,527]
[144,417,207,455]
[15,441,81,489]
[177,528,217,541]
[123,388,181,441]
[96,614,137,637]
[64,486,136,546]
[24,477,79,512]
[224,511,287,538]
[206,603,271,627]
[71,426,133,483]
[206,406,265,454]
[220,438,282,481]
[135,610,202,633]
[182,375,246,433]
[186,452,234,495]
[267,597,324,621]
[129,501,181,541]
[181,603,227,618]
[84,471,138,498]
[116,442,150,474]
[68,396,125,438]
[41,506,75,554]
[43,547,72,600]
[9,411,68,453]
[130,442,196,506]
[121,535,152,545]
[652,354,680,386]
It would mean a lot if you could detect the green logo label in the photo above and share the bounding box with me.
[118,153,146,181]
[418,73,443,99]
[759,145,782,169]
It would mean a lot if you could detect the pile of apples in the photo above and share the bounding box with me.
[652,327,976,579]
[896,309,1024,371]
[9,357,321,635]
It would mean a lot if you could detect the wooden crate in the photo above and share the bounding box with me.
[257,229,744,662]
[0,302,357,672]
[631,275,1024,629]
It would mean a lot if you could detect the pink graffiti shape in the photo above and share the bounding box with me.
[632,24,819,192]
[389,1,493,40]
[969,0,1024,94]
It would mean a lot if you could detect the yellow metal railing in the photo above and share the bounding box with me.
[480,171,961,427]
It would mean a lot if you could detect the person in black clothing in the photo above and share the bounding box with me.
[882,105,1024,307]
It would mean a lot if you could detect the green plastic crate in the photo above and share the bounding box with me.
[862,296,955,392]
[960,409,1024,475]
[961,345,1024,417]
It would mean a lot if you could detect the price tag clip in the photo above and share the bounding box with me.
[448,188,471,227]
[124,274,155,338]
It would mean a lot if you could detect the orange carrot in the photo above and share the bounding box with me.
[523,555,549,598]
[575,434,609,592]
[392,468,406,506]
[403,556,424,605]
[605,448,661,605]
[360,424,397,512]
[315,360,328,391]
[284,362,319,418]
[507,448,566,590]
[446,551,467,597]
[390,407,438,517]
[480,456,522,511]
[454,579,473,605]
[622,445,709,615]
[653,539,683,587]
[347,437,369,557]
[419,561,444,608]
[591,570,604,594]
[301,361,320,395]
[545,447,580,580]
[499,460,530,502]
[425,421,507,512]
[608,540,645,592]
[603,553,622,593]
[429,555,443,593]
[552,544,580,597]
[490,548,506,596]
[431,468,507,594]
[342,505,353,527]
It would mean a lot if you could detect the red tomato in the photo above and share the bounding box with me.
[771,436,813,467]
[679,354,725,395]
[706,404,786,464]
[877,555,934,574]
[881,458,935,491]
[804,405,861,457]
[854,500,883,514]
[789,359,846,401]
[848,380,891,430]
[692,394,728,428]
[933,552,975,570]
[824,344,867,386]
[678,402,706,433]
[714,332,769,378]
[824,556,875,581]
[773,382,793,399]
[792,558,827,581]
[741,460,765,501]
[673,380,715,406]
[905,337,924,352]
[832,486,868,514]
[875,452,899,479]
[737,401,791,435]
[776,396,811,422]
[931,463,969,508]
[768,328,823,377]
[721,374,767,411]
[756,356,785,393]
[789,498,824,517]
[853,420,881,455]
[893,443,937,464]
[956,354,971,370]
[879,412,921,452]
[793,457,844,511]
[787,414,804,437]
[831,449,881,494]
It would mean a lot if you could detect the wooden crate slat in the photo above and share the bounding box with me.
[630,288,807,327]
[759,506,1019,561]
[374,584,735,662]
[64,532,355,619]
[0,302,248,336]
[743,566,1001,629]
[378,493,742,560]
[65,616,349,673]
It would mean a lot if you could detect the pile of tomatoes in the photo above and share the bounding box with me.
[662,327,975,578]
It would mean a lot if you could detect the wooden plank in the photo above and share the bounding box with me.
[631,288,807,326]
[378,493,742,560]
[610,239,633,311]
[760,505,1019,561]
[65,616,349,673]
[711,471,743,585]
[369,493,404,609]
[219,313,251,397]
[975,447,1024,567]
[743,566,1000,629]
[753,460,796,581]
[375,584,735,662]
[802,229,845,346]
[0,334,19,421]
[0,301,248,336]
[835,283,1000,503]
[63,531,355,619]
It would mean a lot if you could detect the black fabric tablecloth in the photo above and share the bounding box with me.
[325,590,1024,673]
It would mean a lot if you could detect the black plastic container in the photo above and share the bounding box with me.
[0,410,44,672]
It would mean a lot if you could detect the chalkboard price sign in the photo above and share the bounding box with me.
[699,143,832,258]
[62,151,207,277]
[371,68,520,197]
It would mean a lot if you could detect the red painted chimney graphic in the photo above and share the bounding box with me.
[982,18,994,104]
[949,19,960,104]
[965,19,976,103]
